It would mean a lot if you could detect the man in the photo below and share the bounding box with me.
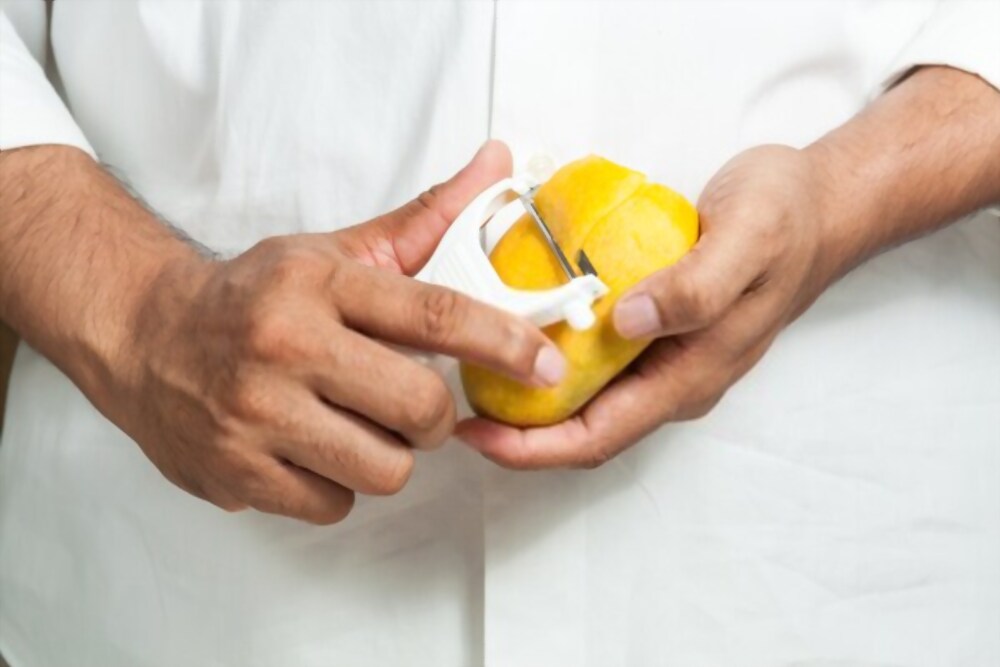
[0,1,998,665]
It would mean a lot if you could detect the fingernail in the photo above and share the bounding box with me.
[532,346,566,387]
[614,294,661,339]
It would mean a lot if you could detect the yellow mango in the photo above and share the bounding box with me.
[460,155,699,426]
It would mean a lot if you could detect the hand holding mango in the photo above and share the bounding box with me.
[461,156,699,426]
[458,146,846,469]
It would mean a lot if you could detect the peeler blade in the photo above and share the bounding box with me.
[576,250,599,278]
[518,188,579,281]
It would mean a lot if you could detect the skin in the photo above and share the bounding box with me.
[0,140,566,523]
[457,66,1000,470]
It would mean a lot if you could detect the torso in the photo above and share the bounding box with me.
[1,2,997,665]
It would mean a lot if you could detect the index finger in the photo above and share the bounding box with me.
[333,263,566,388]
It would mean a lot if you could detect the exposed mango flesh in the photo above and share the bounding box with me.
[460,156,699,426]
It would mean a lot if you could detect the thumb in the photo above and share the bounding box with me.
[336,140,513,275]
[613,229,762,339]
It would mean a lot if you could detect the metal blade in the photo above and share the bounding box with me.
[518,190,578,281]
[576,249,599,278]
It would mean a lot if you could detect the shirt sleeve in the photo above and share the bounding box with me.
[878,0,1000,218]
[0,9,94,156]
[879,0,1000,91]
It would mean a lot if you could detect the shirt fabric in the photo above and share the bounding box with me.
[1,1,999,665]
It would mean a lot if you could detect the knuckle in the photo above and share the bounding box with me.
[496,321,538,376]
[417,288,463,343]
[674,276,721,326]
[577,444,615,470]
[416,189,437,212]
[212,495,248,513]
[415,187,448,225]
[672,369,727,421]
[226,457,276,507]
[266,243,327,285]
[228,377,272,421]
[249,235,291,260]
[367,450,414,496]
[267,256,300,286]
[307,491,356,525]
[244,311,297,361]
[303,435,356,478]
[401,379,453,434]
[176,472,247,513]
[242,238,338,298]
[491,449,534,472]
[170,468,209,501]
[211,405,247,442]
[249,492,297,519]
[679,391,724,421]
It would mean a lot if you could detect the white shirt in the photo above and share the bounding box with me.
[1,1,998,665]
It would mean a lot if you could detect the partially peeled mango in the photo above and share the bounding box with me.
[461,155,699,426]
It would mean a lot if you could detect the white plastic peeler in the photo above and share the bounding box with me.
[414,172,609,330]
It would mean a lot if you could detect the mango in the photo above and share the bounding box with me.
[460,155,699,426]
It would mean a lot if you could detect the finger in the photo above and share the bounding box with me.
[455,415,595,471]
[309,327,456,449]
[172,465,248,514]
[238,456,355,525]
[454,343,686,471]
[271,396,415,497]
[613,223,766,340]
[334,263,566,388]
[459,296,783,470]
[579,325,777,439]
[335,140,513,275]
[455,346,686,471]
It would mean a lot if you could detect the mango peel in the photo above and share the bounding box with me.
[460,155,699,426]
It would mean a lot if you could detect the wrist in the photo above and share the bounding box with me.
[801,66,1000,290]
[41,154,215,413]
[94,249,216,414]
[801,138,874,286]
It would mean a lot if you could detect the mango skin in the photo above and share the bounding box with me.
[460,156,699,426]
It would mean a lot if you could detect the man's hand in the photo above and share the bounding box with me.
[457,66,1000,470]
[457,145,833,468]
[0,141,564,522]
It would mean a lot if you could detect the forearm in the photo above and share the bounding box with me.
[807,66,1000,277]
[0,145,203,406]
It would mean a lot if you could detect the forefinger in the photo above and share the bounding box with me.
[333,263,566,388]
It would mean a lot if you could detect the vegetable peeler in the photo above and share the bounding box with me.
[414,171,609,330]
